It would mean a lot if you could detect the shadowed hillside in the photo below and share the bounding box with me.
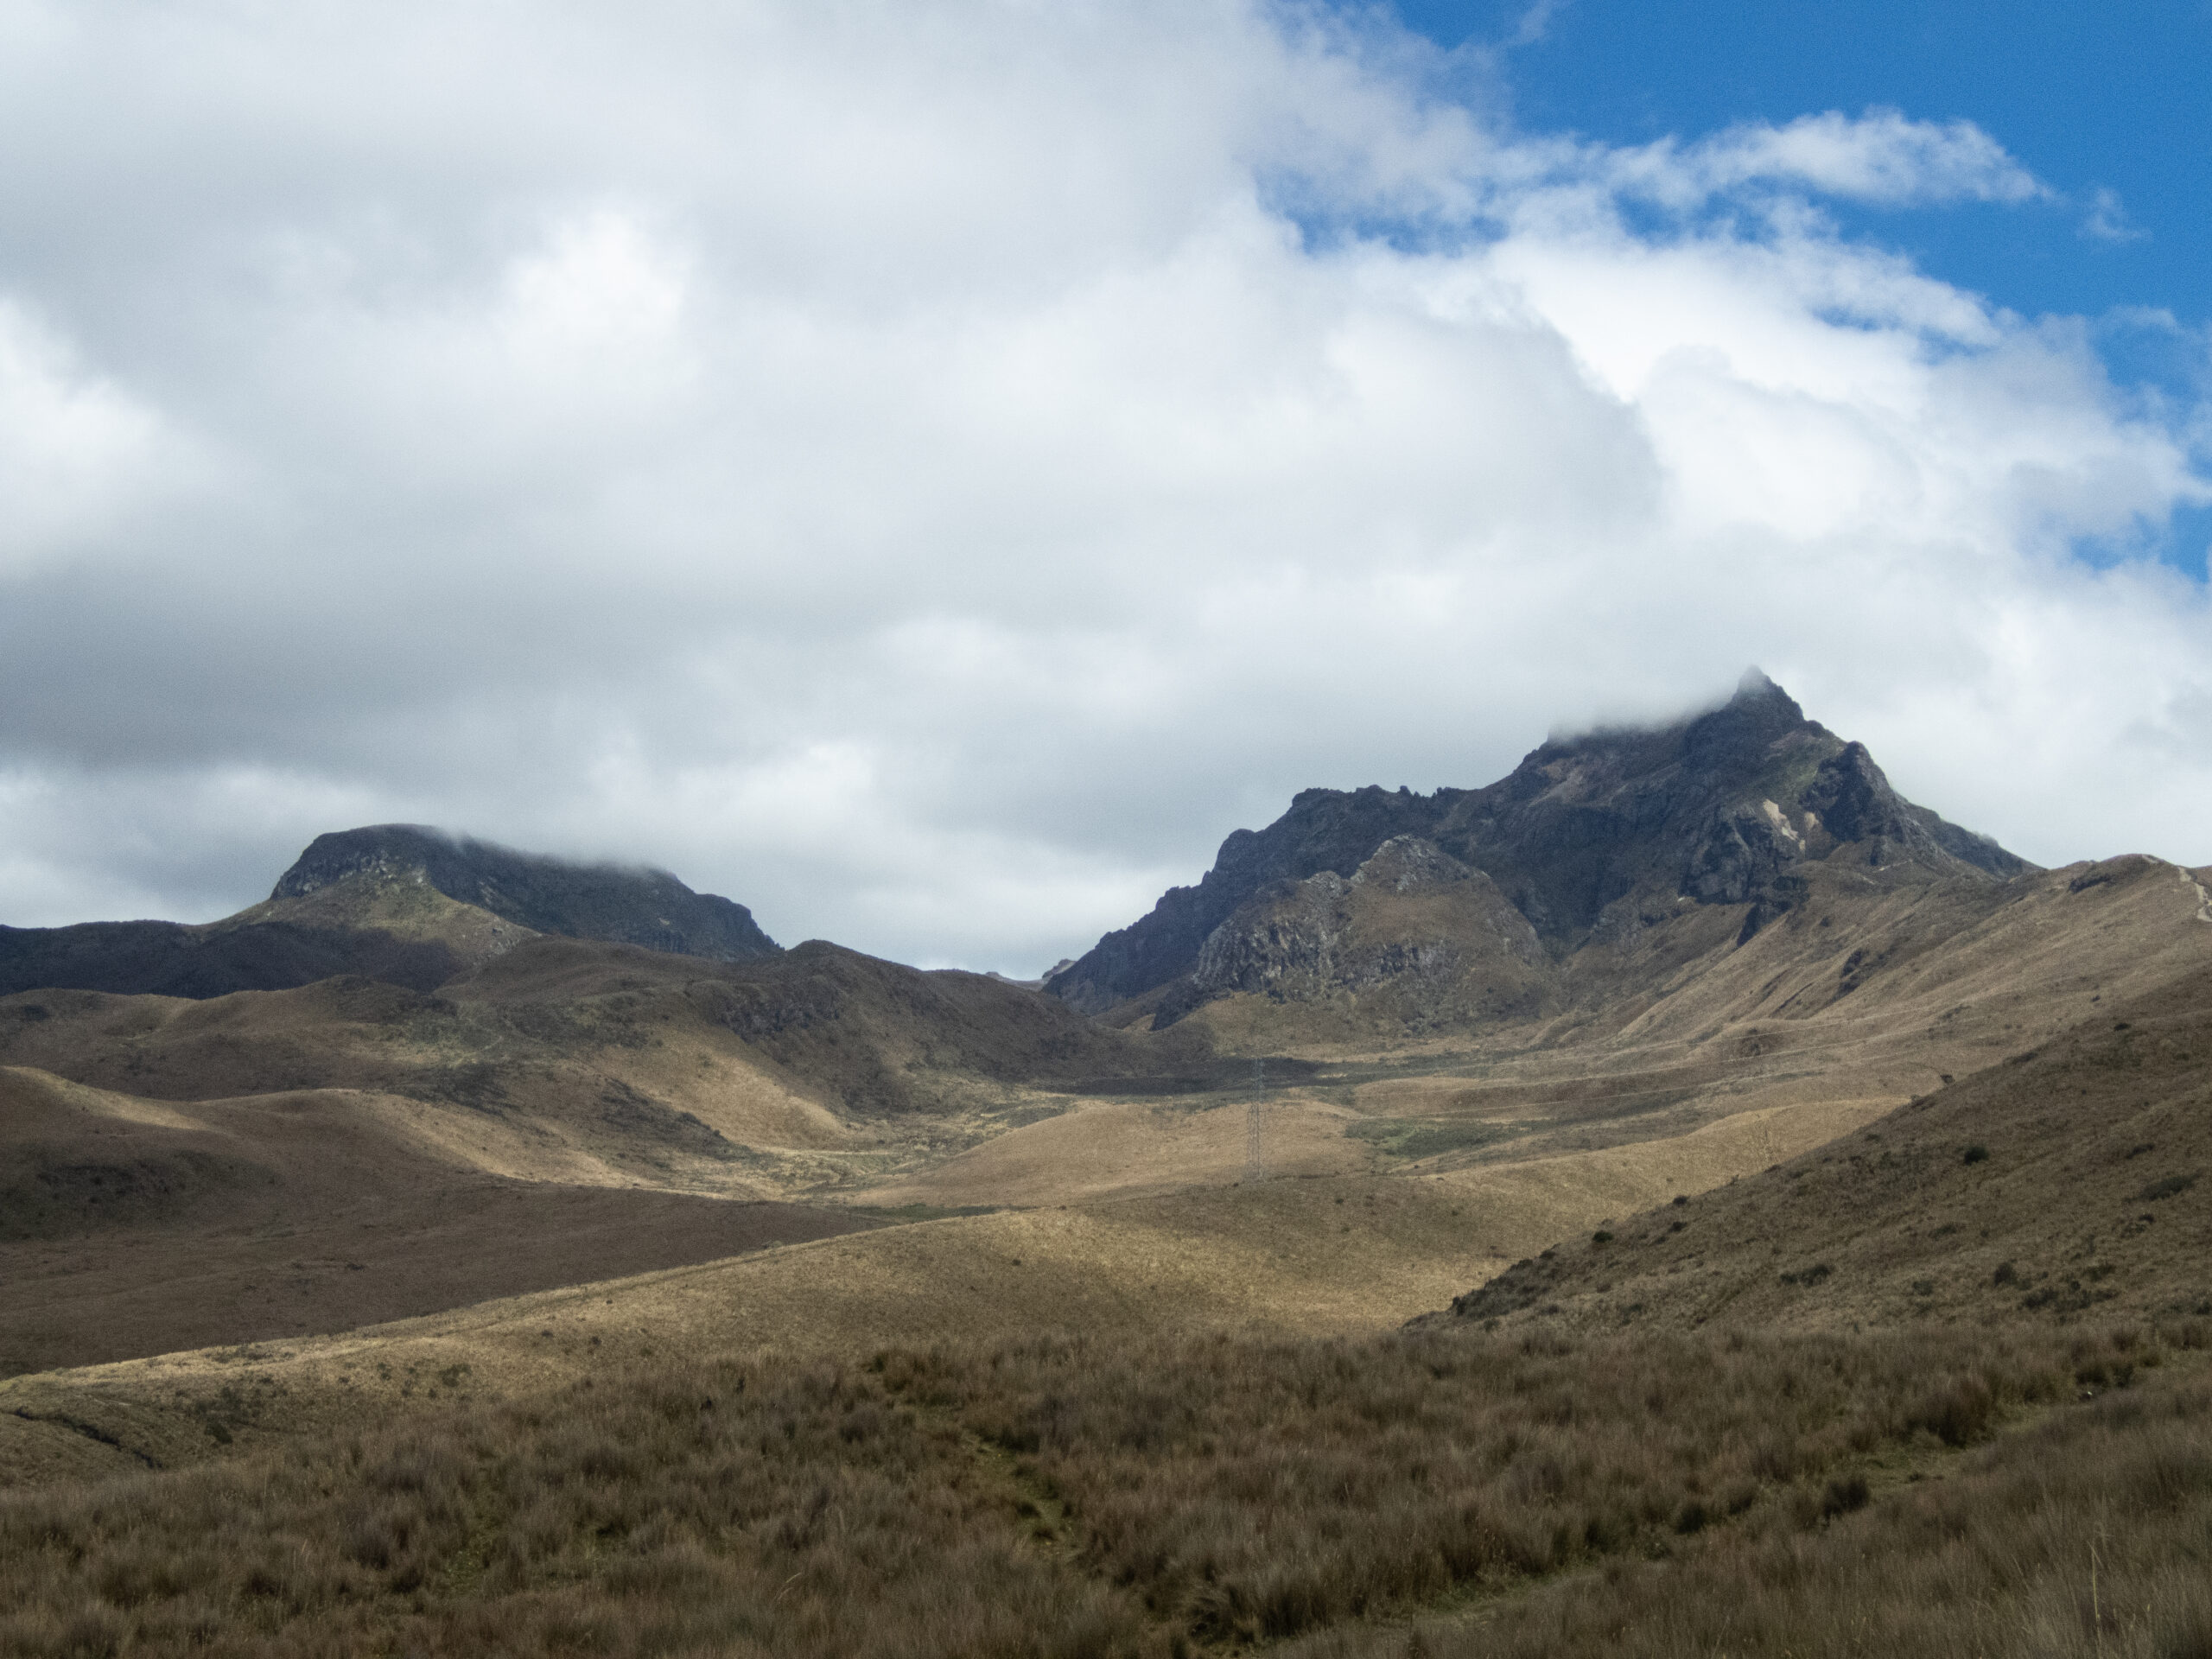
[0,935,1192,1129]
[0,1066,887,1376]
[1430,959,2212,1336]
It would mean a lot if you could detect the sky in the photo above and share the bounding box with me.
[0,0,2208,974]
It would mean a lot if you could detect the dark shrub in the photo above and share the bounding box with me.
[1962,1145,1990,1166]
[1820,1474,1871,1519]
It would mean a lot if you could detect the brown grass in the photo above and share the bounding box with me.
[0,1067,887,1377]
[1446,961,2212,1336]
[3,1319,2202,1657]
[1285,1358,2212,1657]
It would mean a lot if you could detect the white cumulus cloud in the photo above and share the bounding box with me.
[0,0,2204,972]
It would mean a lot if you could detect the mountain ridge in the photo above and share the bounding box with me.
[271,824,779,963]
[0,826,778,1001]
[1046,673,2034,1023]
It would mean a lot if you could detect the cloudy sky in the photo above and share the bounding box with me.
[3,0,2208,973]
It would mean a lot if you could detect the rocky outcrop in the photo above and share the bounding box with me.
[1150,836,1552,1028]
[1043,788,1453,1014]
[273,826,780,963]
[1048,672,2035,1017]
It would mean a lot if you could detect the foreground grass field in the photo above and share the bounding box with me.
[4,1319,2206,1658]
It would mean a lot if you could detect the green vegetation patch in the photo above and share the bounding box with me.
[2136,1171,2198,1202]
[1344,1117,1527,1160]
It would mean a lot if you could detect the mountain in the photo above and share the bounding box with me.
[270,825,779,963]
[0,825,778,1001]
[1046,672,2033,1028]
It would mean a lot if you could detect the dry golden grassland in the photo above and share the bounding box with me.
[3,858,2209,1652]
[2,1319,2205,1658]
[0,1175,1505,1488]
[0,1065,887,1380]
[1449,961,2212,1338]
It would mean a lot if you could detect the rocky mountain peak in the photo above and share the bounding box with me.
[272,825,780,963]
[1046,676,2032,1017]
[1732,664,1798,713]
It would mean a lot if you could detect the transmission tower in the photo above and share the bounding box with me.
[1245,1058,1265,1185]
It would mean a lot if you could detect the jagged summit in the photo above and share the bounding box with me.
[1046,674,2031,1018]
[274,825,780,963]
[1734,663,1790,703]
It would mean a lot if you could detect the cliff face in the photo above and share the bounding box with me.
[1045,787,1458,1014]
[1147,836,1552,1033]
[1046,673,2032,1020]
[271,826,780,963]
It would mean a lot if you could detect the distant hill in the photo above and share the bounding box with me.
[0,826,778,1001]
[0,916,472,1001]
[0,1065,886,1376]
[271,825,779,963]
[0,931,1198,1370]
[0,935,1172,1136]
[1046,672,2034,1031]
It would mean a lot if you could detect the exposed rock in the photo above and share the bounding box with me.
[1044,788,1446,1014]
[1152,836,1551,1028]
[1351,835,1477,893]
[1048,671,2034,1017]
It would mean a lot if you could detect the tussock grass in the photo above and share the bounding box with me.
[0,1356,1146,1658]
[1285,1367,2212,1657]
[4,1320,2205,1656]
